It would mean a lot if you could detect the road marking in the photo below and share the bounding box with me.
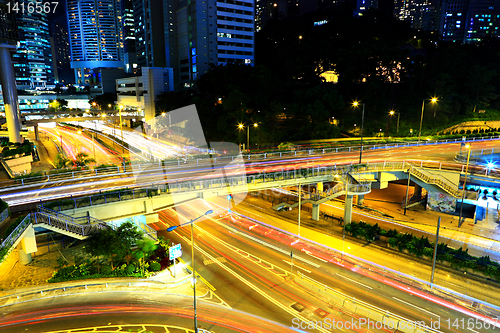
[213,220,321,268]
[303,249,328,262]
[194,242,331,333]
[392,297,440,318]
[177,257,216,291]
[468,328,480,333]
[282,260,311,273]
[335,273,372,289]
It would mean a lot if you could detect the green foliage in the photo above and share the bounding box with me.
[150,261,161,272]
[74,152,95,167]
[54,153,71,169]
[345,220,500,278]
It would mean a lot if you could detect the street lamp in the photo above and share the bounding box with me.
[418,97,437,143]
[389,110,400,135]
[119,105,125,154]
[458,143,471,225]
[237,123,258,151]
[352,101,365,164]
[166,210,214,333]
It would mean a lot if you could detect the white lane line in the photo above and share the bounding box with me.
[282,260,311,273]
[214,220,321,268]
[335,273,372,289]
[303,249,328,262]
[468,328,480,333]
[392,297,440,318]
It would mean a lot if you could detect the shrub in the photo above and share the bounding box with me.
[150,261,161,272]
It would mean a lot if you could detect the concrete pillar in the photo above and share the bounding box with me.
[357,194,365,206]
[414,184,422,198]
[34,124,40,141]
[317,182,323,193]
[312,204,320,221]
[17,246,32,265]
[18,225,37,265]
[344,195,354,224]
[0,44,22,143]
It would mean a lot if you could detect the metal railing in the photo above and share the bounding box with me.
[34,207,109,238]
[0,207,9,224]
[410,167,462,197]
[36,206,157,241]
[0,215,31,264]
[296,272,443,333]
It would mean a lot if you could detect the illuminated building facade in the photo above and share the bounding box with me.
[67,0,125,85]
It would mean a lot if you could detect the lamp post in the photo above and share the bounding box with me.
[418,98,437,143]
[238,123,258,151]
[166,210,214,333]
[389,110,400,135]
[458,143,471,225]
[352,101,365,164]
[119,105,125,168]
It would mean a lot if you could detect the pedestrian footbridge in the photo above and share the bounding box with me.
[2,161,475,267]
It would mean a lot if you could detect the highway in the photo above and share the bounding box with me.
[153,199,500,333]
[39,124,124,165]
[3,139,500,207]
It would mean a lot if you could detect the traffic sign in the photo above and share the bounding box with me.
[169,243,182,260]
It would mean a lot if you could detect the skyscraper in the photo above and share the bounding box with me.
[394,0,440,31]
[441,0,500,42]
[163,0,255,89]
[133,0,166,68]
[11,1,54,89]
[123,0,137,73]
[50,20,73,84]
[67,0,125,85]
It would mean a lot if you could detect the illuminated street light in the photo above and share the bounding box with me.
[237,123,258,151]
[418,98,438,143]
[389,110,400,135]
[119,105,125,163]
[352,101,365,164]
[458,143,471,226]
[166,210,214,333]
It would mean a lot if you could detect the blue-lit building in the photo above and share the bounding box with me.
[67,0,125,85]
[11,3,54,90]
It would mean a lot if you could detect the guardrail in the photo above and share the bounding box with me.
[296,271,442,333]
[0,214,31,264]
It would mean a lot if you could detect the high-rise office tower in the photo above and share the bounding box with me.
[441,0,500,42]
[50,20,73,84]
[123,0,137,72]
[164,0,255,89]
[67,0,125,85]
[133,0,166,68]
[394,0,440,31]
[11,1,54,89]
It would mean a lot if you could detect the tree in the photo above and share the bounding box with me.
[89,93,117,110]
[54,153,71,169]
[134,239,158,276]
[74,152,95,167]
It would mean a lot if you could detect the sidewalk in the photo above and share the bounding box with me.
[28,132,58,173]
